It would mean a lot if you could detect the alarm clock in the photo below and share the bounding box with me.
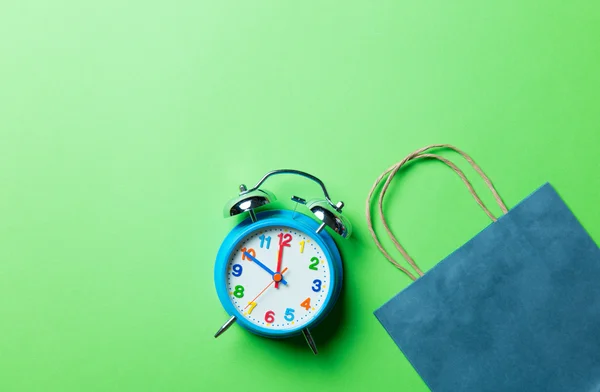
[213,169,351,354]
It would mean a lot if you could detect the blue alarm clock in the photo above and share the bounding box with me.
[213,169,351,354]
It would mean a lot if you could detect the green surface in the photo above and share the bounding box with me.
[2,1,600,391]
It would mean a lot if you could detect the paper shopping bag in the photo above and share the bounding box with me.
[368,145,600,392]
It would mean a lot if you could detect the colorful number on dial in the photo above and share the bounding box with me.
[259,234,271,249]
[299,240,305,253]
[233,285,245,298]
[309,257,319,270]
[278,233,292,247]
[300,297,311,310]
[247,301,257,314]
[265,310,275,323]
[241,248,256,260]
[312,279,322,292]
[284,308,295,321]
[231,264,243,277]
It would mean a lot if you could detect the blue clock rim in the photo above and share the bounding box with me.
[214,210,343,338]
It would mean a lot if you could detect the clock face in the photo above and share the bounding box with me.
[224,225,333,332]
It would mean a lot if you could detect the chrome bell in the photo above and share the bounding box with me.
[306,199,352,238]
[223,186,276,222]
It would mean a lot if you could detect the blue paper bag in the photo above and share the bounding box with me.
[368,146,600,392]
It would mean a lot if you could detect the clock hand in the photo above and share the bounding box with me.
[243,252,288,285]
[244,267,289,310]
[275,242,284,289]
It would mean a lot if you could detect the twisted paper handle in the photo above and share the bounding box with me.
[366,144,508,281]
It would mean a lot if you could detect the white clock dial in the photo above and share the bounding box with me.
[225,225,332,331]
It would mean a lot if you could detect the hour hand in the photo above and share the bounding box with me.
[243,252,288,285]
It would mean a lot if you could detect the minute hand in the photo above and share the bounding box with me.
[243,252,288,285]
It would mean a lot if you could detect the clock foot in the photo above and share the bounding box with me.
[214,316,237,338]
[302,328,318,355]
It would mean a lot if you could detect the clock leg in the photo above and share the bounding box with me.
[214,315,237,338]
[302,328,318,355]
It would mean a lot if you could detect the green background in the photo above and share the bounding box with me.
[2,1,599,391]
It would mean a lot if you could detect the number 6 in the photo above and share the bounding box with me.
[265,310,275,323]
